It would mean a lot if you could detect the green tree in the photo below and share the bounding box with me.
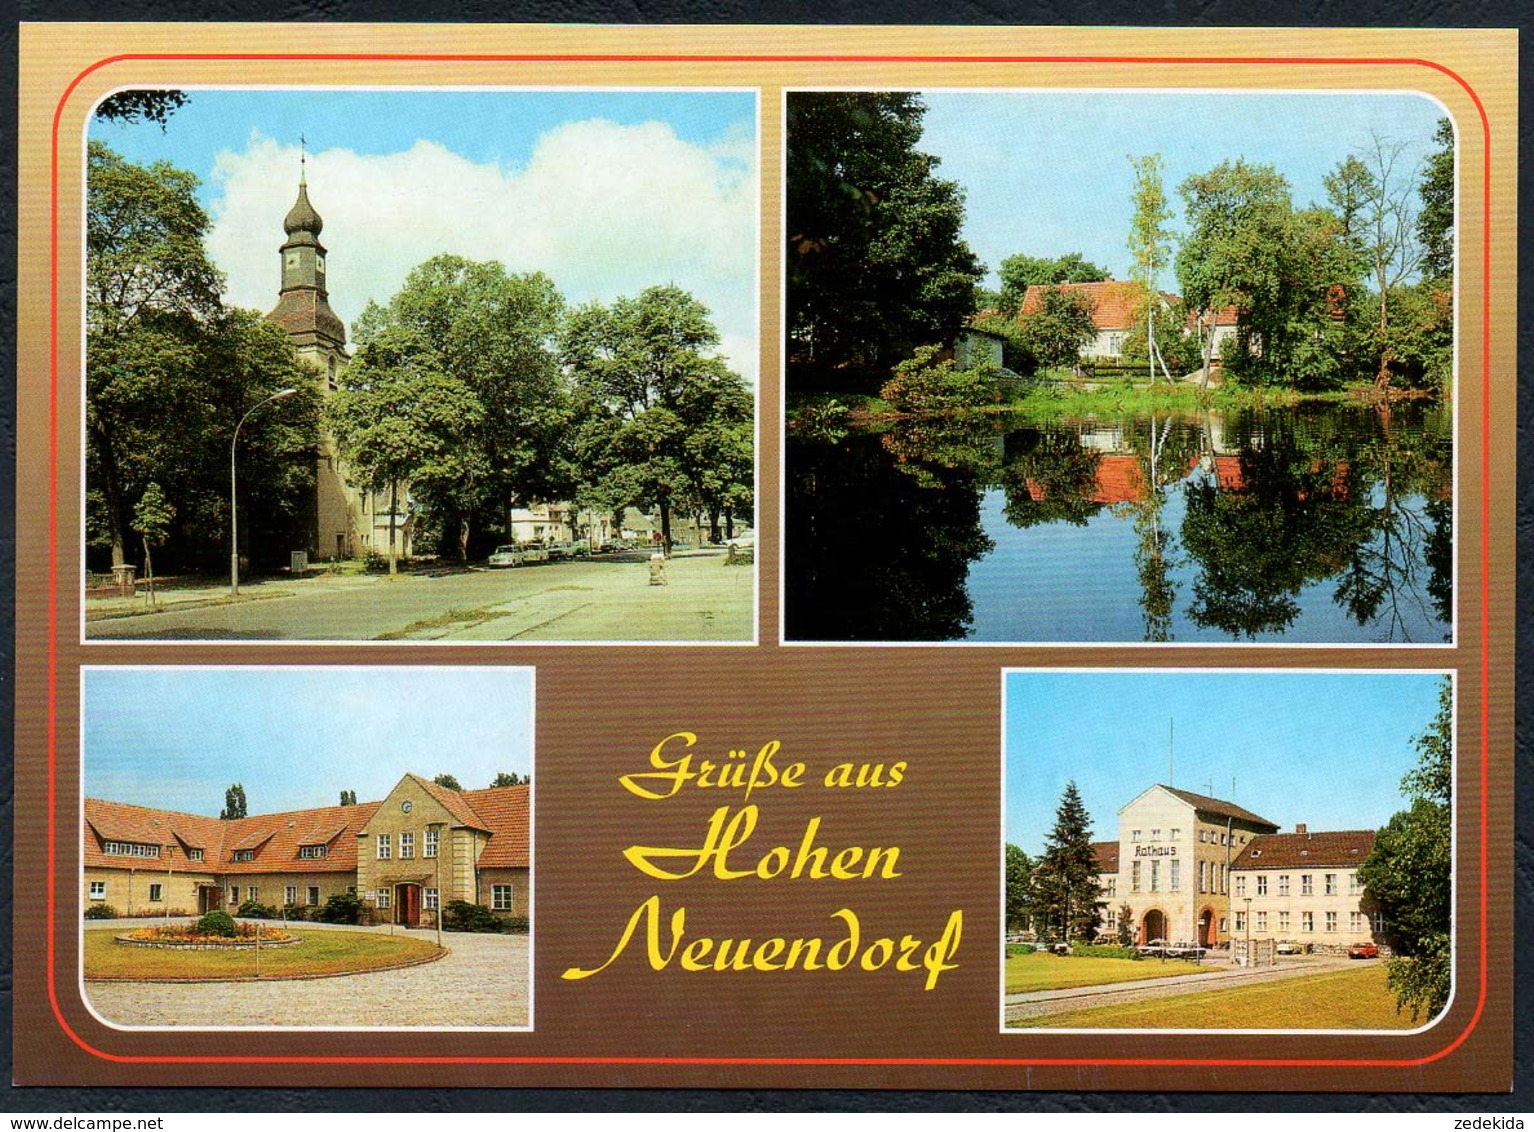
[94,90,188,128]
[490,772,528,788]
[433,774,464,792]
[1116,905,1135,947]
[1358,678,1452,1021]
[1033,782,1103,941]
[338,790,357,806]
[1353,134,1428,388]
[129,481,173,606]
[996,252,1109,315]
[1127,155,1175,382]
[786,92,982,390]
[879,344,1000,416]
[1016,285,1099,370]
[1417,118,1455,283]
[564,286,752,554]
[337,255,566,562]
[87,143,317,574]
[1176,160,1300,386]
[1004,844,1034,933]
[87,140,221,567]
[220,783,247,820]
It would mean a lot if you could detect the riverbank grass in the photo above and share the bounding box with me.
[1009,964,1417,1029]
[1004,950,1203,994]
[85,927,443,981]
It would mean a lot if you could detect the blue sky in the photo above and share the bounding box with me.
[88,89,759,381]
[1004,670,1449,854]
[920,91,1449,287]
[84,667,534,816]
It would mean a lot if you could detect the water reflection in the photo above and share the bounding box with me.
[785,403,1452,643]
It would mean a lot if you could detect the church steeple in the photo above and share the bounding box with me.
[267,147,347,362]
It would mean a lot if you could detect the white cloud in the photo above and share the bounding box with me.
[205,120,758,383]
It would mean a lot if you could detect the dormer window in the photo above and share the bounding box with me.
[298,844,328,859]
[103,840,160,859]
[232,849,255,862]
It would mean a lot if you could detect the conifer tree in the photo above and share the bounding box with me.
[1034,781,1103,942]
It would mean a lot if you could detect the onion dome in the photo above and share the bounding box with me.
[283,180,323,237]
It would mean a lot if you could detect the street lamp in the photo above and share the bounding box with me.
[230,388,298,595]
[1243,896,1253,967]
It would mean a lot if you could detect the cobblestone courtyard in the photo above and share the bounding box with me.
[85,923,530,1029]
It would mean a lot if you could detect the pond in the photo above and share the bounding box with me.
[785,402,1452,644]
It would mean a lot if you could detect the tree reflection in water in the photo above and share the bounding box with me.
[785,401,1451,643]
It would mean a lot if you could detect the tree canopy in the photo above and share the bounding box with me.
[996,252,1109,316]
[1417,118,1455,283]
[87,142,319,573]
[94,90,188,129]
[490,772,529,788]
[330,255,567,562]
[1033,782,1103,941]
[220,783,247,820]
[1358,677,1452,1020]
[786,92,982,390]
[1015,286,1099,370]
[432,774,464,792]
[564,285,752,552]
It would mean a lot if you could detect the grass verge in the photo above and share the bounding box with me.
[1009,964,1418,1029]
[85,928,444,981]
[1004,951,1203,994]
[376,607,509,639]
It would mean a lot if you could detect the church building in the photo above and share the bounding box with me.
[265,157,411,561]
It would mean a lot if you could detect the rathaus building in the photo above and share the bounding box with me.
[265,161,410,561]
[1092,785,1384,952]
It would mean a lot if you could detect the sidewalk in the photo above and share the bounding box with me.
[87,570,397,621]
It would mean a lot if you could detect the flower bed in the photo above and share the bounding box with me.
[116,923,300,950]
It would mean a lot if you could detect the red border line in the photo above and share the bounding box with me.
[48,47,1494,1071]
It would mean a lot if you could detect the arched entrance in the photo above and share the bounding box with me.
[1198,906,1216,947]
[1140,908,1167,944]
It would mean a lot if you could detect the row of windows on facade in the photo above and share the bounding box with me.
[1101,907,1385,936]
[88,881,516,912]
[375,830,438,860]
[102,840,203,862]
[1129,827,1251,848]
[1104,863,1363,898]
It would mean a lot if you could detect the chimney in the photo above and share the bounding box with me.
[1295,823,1307,836]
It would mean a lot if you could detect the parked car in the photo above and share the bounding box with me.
[1275,940,1303,955]
[520,544,550,564]
[1347,942,1380,959]
[546,542,581,561]
[487,545,524,568]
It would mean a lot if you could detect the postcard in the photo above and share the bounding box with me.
[13,23,1516,1091]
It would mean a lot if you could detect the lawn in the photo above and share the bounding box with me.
[1004,950,1203,994]
[85,928,443,981]
[1009,964,1420,1029]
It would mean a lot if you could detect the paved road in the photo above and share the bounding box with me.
[86,551,753,642]
[85,921,530,1028]
[1005,954,1371,1024]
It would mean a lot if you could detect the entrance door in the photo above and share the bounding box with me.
[395,883,421,928]
[198,886,221,913]
[1198,908,1214,947]
[1141,908,1167,944]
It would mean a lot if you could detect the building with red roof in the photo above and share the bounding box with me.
[84,774,530,927]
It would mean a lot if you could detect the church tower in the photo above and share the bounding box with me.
[265,152,408,562]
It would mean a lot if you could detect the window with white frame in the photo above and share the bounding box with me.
[1104,877,1116,896]
[1302,911,1314,932]
[1373,911,1386,933]
[1348,872,1361,895]
[1199,860,1207,893]
[285,885,297,906]
[1131,861,1141,891]
[103,840,160,859]
[1234,911,1246,932]
[188,848,204,862]
[1131,829,1141,843]
[148,883,163,902]
[1255,910,1267,932]
[492,884,514,911]
[1170,828,1180,841]
[377,833,391,859]
[89,881,105,900]
[1325,873,1337,896]
[1350,911,1364,933]
[298,844,327,859]
[1234,875,1246,897]
[424,827,439,858]
[1150,828,1160,841]
[247,886,258,902]
[1278,911,1290,932]
[424,888,439,911]
[1105,908,1117,930]
[232,849,254,862]
[1199,830,1207,843]
[400,832,415,859]
[1149,859,1160,892]
[1325,911,1337,932]
[1256,874,1268,896]
[1278,874,1290,896]
[1169,859,1180,892]
[376,889,391,909]
[1301,874,1313,895]
[307,886,320,907]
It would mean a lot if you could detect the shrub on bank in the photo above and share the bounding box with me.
[1070,943,1141,960]
[237,899,279,920]
[194,909,237,937]
[316,892,363,924]
[880,346,1001,416]
[84,904,119,920]
[442,900,504,933]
